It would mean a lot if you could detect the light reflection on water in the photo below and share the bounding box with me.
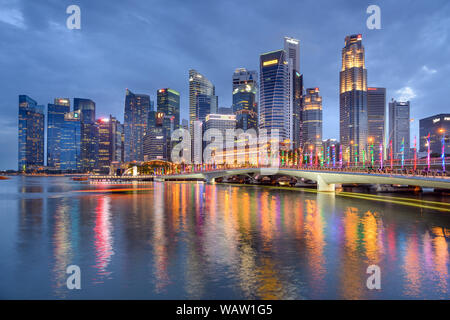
[0,176,448,299]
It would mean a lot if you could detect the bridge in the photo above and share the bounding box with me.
[136,167,450,192]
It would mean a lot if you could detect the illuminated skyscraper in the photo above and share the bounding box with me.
[47,98,70,170]
[232,68,258,131]
[74,98,98,172]
[302,88,323,150]
[18,95,45,172]
[189,70,217,161]
[340,34,368,161]
[124,89,152,162]
[367,87,386,160]
[389,99,410,159]
[419,114,450,155]
[143,112,167,161]
[60,110,81,172]
[259,50,290,144]
[157,88,180,129]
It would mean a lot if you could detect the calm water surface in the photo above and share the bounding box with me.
[0,176,448,299]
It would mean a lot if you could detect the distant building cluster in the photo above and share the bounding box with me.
[18,35,449,173]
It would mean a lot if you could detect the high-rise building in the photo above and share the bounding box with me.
[60,110,81,172]
[181,119,189,131]
[47,98,70,169]
[367,87,386,160]
[203,114,237,164]
[284,37,301,148]
[95,115,123,174]
[143,112,167,161]
[18,95,45,172]
[74,98,98,172]
[302,88,323,150]
[124,89,152,162]
[293,71,304,150]
[259,50,290,145]
[389,99,410,159]
[340,34,368,162]
[189,70,217,129]
[419,114,450,156]
[157,88,180,129]
[232,68,258,131]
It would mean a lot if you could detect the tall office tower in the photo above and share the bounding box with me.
[340,34,368,162]
[157,88,180,128]
[47,98,70,170]
[124,89,152,162]
[367,87,386,160]
[60,110,81,172]
[293,71,304,150]
[143,112,167,161]
[189,69,217,128]
[284,37,301,148]
[203,114,237,163]
[95,115,124,174]
[74,98,98,172]
[259,50,290,145]
[302,88,323,150]
[419,114,450,156]
[18,95,45,172]
[232,68,258,131]
[389,99,410,159]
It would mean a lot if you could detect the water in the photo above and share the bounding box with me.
[0,176,448,299]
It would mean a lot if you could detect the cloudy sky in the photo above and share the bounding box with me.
[1,0,449,169]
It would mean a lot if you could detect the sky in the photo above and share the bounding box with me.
[1,0,449,170]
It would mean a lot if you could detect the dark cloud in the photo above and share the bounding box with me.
[0,0,449,169]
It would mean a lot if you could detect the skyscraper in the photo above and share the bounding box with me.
[259,50,290,145]
[389,99,410,159]
[143,112,167,161]
[157,88,180,129]
[47,98,70,170]
[340,34,368,162]
[124,89,152,162]
[293,71,304,150]
[74,98,98,172]
[302,88,323,150]
[367,87,386,160]
[232,68,258,131]
[284,37,301,148]
[60,110,81,172]
[18,95,45,172]
[189,69,217,130]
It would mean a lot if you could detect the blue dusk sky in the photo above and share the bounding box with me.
[0,0,449,170]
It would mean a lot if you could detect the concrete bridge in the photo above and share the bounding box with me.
[159,168,450,192]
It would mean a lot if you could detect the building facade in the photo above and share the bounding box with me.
[259,50,290,145]
[47,98,70,170]
[232,68,258,131]
[18,95,45,172]
[302,88,323,150]
[419,114,450,156]
[60,110,81,172]
[124,89,152,162]
[74,98,98,172]
[157,88,180,130]
[389,99,410,159]
[367,87,386,160]
[143,112,167,161]
[340,34,368,162]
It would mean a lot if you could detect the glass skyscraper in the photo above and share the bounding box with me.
[124,89,152,162]
[232,68,258,131]
[259,50,290,144]
[157,88,180,129]
[18,95,45,172]
[389,99,410,159]
[74,98,98,172]
[189,69,217,130]
[47,98,70,170]
[60,110,81,172]
[302,88,323,150]
[419,114,450,156]
[340,34,368,162]
[367,87,386,160]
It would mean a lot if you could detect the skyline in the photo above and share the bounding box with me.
[2,0,450,169]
